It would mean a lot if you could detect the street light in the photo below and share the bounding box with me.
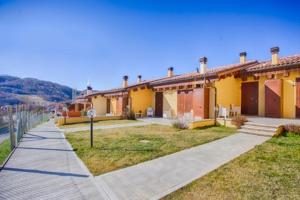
[87,108,96,148]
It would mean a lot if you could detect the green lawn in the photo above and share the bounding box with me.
[164,133,300,200]
[60,119,138,129]
[66,125,236,176]
[0,139,11,166]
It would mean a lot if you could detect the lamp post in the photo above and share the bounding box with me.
[87,108,96,148]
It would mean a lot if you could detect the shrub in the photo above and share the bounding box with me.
[172,118,189,129]
[126,110,136,120]
[231,115,248,128]
[274,124,300,137]
[81,110,87,117]
[274,125,285,137]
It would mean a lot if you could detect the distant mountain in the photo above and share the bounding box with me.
[0,75,79,106]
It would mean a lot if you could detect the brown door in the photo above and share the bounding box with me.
[106,99,110,113]
[177,90,194,117]
[184,90,193,113]
[241,82,258,115]
[193,88,209,119]
[155,92,163,117]
[177,91,185,117]
[265,79,282,118]
[116,98,122,116]
[296,78,300,118]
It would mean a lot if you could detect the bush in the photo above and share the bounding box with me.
[274,124,300,137]
[172,118,189,129]
[81,110,87,117]
[126,110,136,120]
[231,115,248,128]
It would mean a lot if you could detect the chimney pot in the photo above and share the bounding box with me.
[122,75,128,88]
[200,57,207,64]
[199,57,207,74]
[270,47,280,65]
[240,52,247,64]
[167,67,174,77]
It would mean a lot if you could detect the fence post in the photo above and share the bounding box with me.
[8,106,16,150]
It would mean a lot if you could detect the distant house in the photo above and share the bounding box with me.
[77,46,300,120]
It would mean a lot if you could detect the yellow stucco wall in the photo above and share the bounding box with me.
[241,71,300,118]
[56,116,123,125]
[91,95,107,116]
[163,90,177,118]
[215,76,241,109]
[110,98,117,115]
[129,88,154,116]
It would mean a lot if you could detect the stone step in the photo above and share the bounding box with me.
[244,122,278,129]
[241,125,277,132]
[239,128,274,137]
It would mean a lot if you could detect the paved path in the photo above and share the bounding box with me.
[62,121,151,133]
[0,121,109,200]
[95,132,270,200]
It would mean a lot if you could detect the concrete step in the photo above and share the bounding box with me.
[239,128,274,137]
[244,122,278,129]
[241,125,277,132]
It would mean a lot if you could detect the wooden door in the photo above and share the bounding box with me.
[177,90,194,117]
[296,78,300,118]
[155,92,163,117]
[193,88,209,119]
[177,91,185,117]
[106,99,110,113]
[241,82,258,115]
[265,79,282,118]
[184,90,193,113]
[116,98,123,116]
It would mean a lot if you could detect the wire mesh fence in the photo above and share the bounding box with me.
[0,105,49,167]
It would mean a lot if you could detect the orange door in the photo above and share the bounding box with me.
[265,79,282,118]
[193,88,209,119]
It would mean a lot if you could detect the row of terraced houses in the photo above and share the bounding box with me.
[71,47,300,121]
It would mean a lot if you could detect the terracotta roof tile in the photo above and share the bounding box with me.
[247,54,300,72]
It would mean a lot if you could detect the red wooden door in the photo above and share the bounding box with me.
[116,98,123,116]
[155,92,163,117]
[265,79,282,118]
[177,91,185,117]
[241,82,258,115]
[184,90,193,113]
[296,78,300,118]
[193,88,209,119]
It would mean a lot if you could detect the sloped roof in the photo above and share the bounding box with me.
[246,54,300,73]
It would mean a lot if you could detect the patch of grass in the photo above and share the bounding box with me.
[66,125,236,176]
[164,133,300,200]
[0,139,11,166]
[59,119,137,129]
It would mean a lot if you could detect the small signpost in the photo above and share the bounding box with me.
[87,109,96,148]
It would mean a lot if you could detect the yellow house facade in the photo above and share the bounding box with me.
[80,46,300,120]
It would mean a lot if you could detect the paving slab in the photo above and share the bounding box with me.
[95,132,270,200]
[0,120,109,200]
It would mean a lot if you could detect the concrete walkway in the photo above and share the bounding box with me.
[0,120,108,200]
[95,132,270,200]
[63,121,151,133]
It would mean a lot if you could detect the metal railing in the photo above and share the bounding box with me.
[0,105,49,167]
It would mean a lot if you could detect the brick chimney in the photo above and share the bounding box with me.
[240,52,247,64]
[199,57,207,74]
[122,75,128,88]
[271,47,279,65]
[137,75,142,83]
[167,67,174,77]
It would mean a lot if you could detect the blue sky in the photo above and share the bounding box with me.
[1,0,300,90]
